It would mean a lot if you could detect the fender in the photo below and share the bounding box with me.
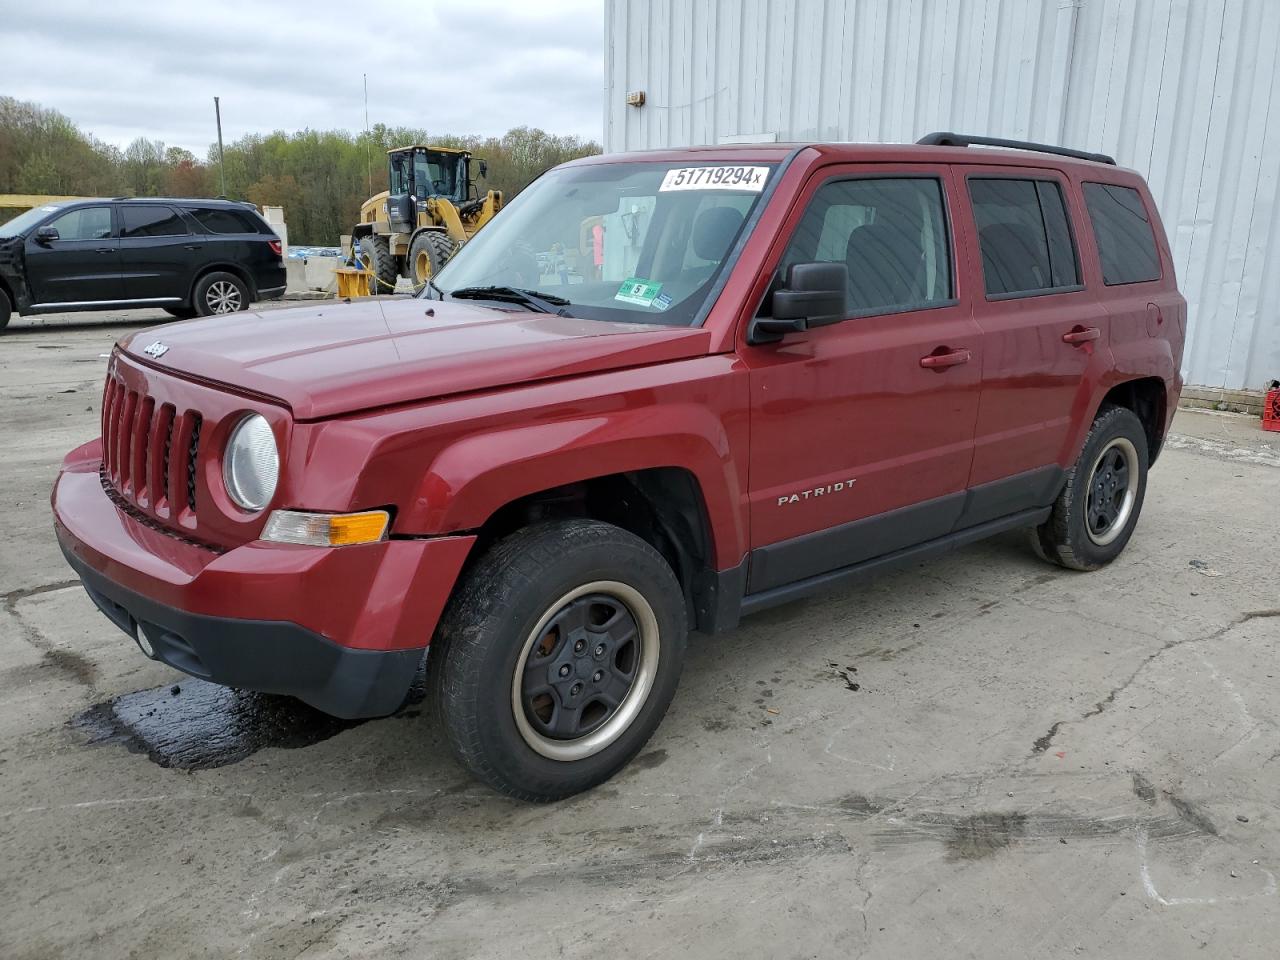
[1058,335,1178,466]
[400,400,749,569]
[0,236,33,312]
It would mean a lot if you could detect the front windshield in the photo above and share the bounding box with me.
[415,151,459,199]
[0,203,66,238]
[430,160,776,326]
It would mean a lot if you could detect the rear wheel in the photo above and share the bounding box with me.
[409,231,456,287]
[0,287,10,331]
[358,235,399,292]
[1032,405,1149,571]
[430,520,687,801]
[193,272,249,316]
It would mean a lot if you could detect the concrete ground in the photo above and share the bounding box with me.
[2,308,1279,959]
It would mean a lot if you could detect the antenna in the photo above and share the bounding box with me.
[363,74,372,197]
[213,96,227,196]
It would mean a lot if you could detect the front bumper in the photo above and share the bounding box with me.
[53,440,476,718]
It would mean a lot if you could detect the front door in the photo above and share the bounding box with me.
[24,205,121,305]
[742,166,982,593]
[118,204,197,302]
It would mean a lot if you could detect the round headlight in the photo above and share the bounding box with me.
[223,414,278,512]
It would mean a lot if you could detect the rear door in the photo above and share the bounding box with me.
[741,164,983,593]
[23,205,122,305]
[953,166,1107,510]
[118,204,198,302]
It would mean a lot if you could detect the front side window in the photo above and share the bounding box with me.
[390,154,412,195]
[779,176,953,314]
[969,178,1080,297]
[46,206,112,241]
[431,161,776,326]
[121,206,188,238]
[1082,182,1161,285]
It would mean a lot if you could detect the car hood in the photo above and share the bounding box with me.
[118,298,714,419]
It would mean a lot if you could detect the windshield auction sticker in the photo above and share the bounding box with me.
[615,277,663,306]
[659,166,769,192]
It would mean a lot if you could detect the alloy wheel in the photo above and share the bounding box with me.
[206,280,242,314]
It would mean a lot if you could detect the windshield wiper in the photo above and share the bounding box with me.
[448,285,571,315]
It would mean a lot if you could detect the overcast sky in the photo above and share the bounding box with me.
[6,0,604,156]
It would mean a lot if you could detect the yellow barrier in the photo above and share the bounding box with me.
[335,267,373,299]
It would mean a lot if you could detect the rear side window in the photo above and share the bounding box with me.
[780,177,953,315]
[121,206,188,238]
[185,207,268,235]
[1082,182,1161,285]
[969,178,1080,297]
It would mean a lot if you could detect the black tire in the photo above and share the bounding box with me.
[163,306,198,320]
[430,519,687,802]
[358,235,399,292]
[408,231,456,286]
[193,272,250,317]
[0,286,10,331]
[1032,405,1149,571]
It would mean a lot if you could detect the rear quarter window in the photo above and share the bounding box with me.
[185,207,270,235]
[1081,182,1161,285]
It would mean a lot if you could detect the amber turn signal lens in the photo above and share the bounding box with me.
[327,511,390,545]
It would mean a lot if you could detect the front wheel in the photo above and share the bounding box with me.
[430,520,687,801]
[1031,405,1149,571]
[408,231,456,286]
[0,286,11,331]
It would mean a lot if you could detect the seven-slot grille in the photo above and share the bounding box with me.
[101,375,203,519]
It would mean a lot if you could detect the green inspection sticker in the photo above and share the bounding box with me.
[615,277,663,306]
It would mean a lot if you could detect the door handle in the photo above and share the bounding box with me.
[1062,325,1100,345]
[919,348,971,370]
[95,247,114,254]
[184,244,203,251]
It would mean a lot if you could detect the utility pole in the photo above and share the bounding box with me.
[213,96,227,197]
[363,74,372,196]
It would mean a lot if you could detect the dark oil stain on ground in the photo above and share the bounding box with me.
[72,678,366,770]
[942,811,1029,860]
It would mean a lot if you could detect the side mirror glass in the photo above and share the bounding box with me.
[478,160,488,178]
[35,225,60,244]
[749,261,848,343]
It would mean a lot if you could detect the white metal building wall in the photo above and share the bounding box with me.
[603,0,1280,391]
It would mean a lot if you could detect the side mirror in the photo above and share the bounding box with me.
[35,225,60,245]
[478,160,488,178]
[749,261,848,343]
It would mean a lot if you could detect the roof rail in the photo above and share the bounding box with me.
[916,132,1116,165]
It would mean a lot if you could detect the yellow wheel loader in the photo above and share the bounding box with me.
[351,145,502,291]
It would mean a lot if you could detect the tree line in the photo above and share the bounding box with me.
[0,97,601,244]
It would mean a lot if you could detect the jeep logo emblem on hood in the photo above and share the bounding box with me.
[142,341,169,359]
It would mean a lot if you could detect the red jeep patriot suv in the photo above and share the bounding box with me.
[53,134,1185,800]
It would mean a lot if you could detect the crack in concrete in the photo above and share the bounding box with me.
[1030,609,1276,756]
[2,578,96,689]
[2,579,81,610]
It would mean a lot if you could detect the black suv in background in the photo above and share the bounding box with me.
[0,197,286,329]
